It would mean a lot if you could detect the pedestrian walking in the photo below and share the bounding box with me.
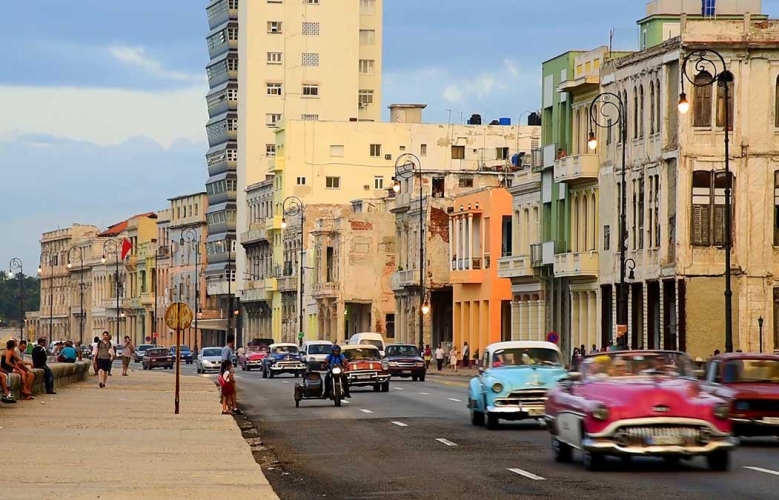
[434,344,445,371]
[449,348,458,372]
[570,348,582,371]
[93,331,115,388]
[218,359,236,415]
[91,336,100,376]
[423,344,432,369]
[121,336,135,376]
[32,338,56,395]
[462,342,470,369]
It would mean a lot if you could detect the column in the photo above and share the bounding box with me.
[571,194,578,252]
[538,295,546,341]
[449,217,454,270]
[510,300,520,340]
[527,298,535,342]
[457,217,463,270]
[467,214,474,269]
[518,297,525,340]
[571,292,580,351]
[588,290,596,351]
[453,301,461,349]
[658,283,665,350]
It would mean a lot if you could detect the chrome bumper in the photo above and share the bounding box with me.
[270,364,306,371]
[348,374,390,384]
[487,405,545,416]
[581,437,736,456]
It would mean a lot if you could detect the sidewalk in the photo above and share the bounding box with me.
[3,369,279,500]
[426,365,479,378]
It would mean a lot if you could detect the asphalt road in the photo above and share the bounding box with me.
[158,362,779,500]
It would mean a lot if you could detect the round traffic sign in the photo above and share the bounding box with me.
[145,336,151,342]
[165,302,193,330]
[547,332,559,344]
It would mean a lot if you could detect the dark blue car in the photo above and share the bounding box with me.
[169,345,193,364]
[262,343,306,378]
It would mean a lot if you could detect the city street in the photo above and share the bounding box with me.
[158,362,779,500]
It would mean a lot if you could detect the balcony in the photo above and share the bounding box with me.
[240,224,268,246]
[553,154,599,184]
[264,278,278,292]
[241,281,270,303]
[450,257,485,284]
[206,0,238,30]
[554,251,599,278]
[543,143,567,170]
[278,276,297,292]
[124,297,142,309]
[101,298,121,310]
[530,148,544,173]
[206,279,234,296]
[390,269,421,291]
[312,282,338,299]
[265,215,283,231]
[497,254,534,279]
[140,292,154,306]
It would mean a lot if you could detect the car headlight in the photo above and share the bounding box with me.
[167,357,173,361]
[734,400,749,411]
[714,403,729,420]
[491,382,504,394]
[416,361,425,367]
[592,405,610,421]
[381,361,389,371]
[332,367,342,375]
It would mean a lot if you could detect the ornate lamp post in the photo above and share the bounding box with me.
[8,258,24,340]
[678,49,734,353]
[38,252,54,342]
[217,239,234,344]
[67,246,86,344]
[281,196,305,344]
[102,239,122,346]
[589,91,629,349]
[181,227,201,354]
[392,153,430,349]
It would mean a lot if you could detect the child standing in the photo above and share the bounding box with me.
[218,360,236,415]
[449,348,458,372]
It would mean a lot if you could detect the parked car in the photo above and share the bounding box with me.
[300,340,334,370]
[262,343,306,378]
[385,344,426,381]
[347,333,386,357]
[115,345,123,358]
[240,346,269,371]
[196,347,225,374]
[468,341,566,429]
[341,345,390,392]
[134,344,157,363]
[702,352,779,437]
[545,350,736,471]
[169,345,193,364]
[142,348,174,370]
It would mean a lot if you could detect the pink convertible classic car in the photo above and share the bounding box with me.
[545,350,736,471]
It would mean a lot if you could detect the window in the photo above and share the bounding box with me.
[267,52,282,64]
[330,145,344,157]
[266,113,281,127]
[633,86,639,139]
[359,29,376,45]
[358,90,374,107]
[606,118,613,145]
[773,171,779,245]
[360,0,375,14]
[639,85,644,138]
[267,21,283,34]
[302,22,320,36]
[302,53,319,66]
[195,203,199,216]
[302,84,319,97]
[604,225,610,250]
[650,81,655,134]
[300,114,319,121]
[452,145,465,160]
[656,79,661,135]
[654,175,660,248]
[374,176,384,189]
[496,147,509,160]
[266,144,276,157]
[716,71,734,130]
[693,71,713,127]
[702,0,716,17]
[296,176,306,186]
[369,144,381,157]
[267,82,282,96]
[420,144,427,156]
[307,0,319,4]
[359,59,375,75]
[691,170,734,246]
[638,176,645,249]
[458,177,474,188]
[326,176,341,189]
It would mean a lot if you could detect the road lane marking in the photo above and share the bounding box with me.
[745,466,779,477]
[391,421,408,427]
[448,398,462,402]
[435,438,457,447]
[508,468,546,481]
[359,409,373,414]
[281,381,290,384]
[394,387,403,390]
[426,378,469,389]
[419,392,430,395]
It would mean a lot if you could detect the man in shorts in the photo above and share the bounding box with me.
[121,336,135,376]
[93,331,115,388]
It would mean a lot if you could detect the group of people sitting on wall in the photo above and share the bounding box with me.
[0,337,79,404]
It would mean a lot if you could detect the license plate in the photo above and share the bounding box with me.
[357,375,372,379]
[647,436,683,446]
[763,417,779,425]
[402,370,412,374]
[526,408,544,416]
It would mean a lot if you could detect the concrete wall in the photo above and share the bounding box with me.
[6,361,90,399]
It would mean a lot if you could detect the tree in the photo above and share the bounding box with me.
[0,272,40,326]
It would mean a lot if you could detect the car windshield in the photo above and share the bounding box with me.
[273,346,298,354]
[170,345,190,352]
[386,345,420,357]
[359,339,383,349]
[343,348,380,361]
[580,351,693,380]
[202,348,222,357]
[722,359,779,383]
[307,344,332,355]
[147,349,168,356]
[491,348,561,367]
[138,344,154,351]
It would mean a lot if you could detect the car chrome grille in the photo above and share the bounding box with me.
[495,390,547,407]
[614,426,701,447]
[736,399,779,413]
[395,362,418,368]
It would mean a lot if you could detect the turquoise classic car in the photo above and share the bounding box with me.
[468,341,567,430]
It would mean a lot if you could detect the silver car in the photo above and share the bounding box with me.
[196,347,224,374]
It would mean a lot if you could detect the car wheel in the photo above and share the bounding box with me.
[707,451,730,471]
[419,373,426,382]
[470,410,485,426]
[486,413,500,430]
[373,384,381,392]
[196,367,201,374]
[551,436,573,463]
[262,368,268,379]
[411,375,418,382]
[246,367,251,372]
[381,381,390,392]
[295,372,300,378]
[582,450,605,471]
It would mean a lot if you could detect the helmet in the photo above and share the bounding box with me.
[332,345,341,353]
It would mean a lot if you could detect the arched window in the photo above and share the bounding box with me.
[716,70,734,130]
[633,86,639,138]
[693,71,713,127]
[639,84,645,138]
[573,108,580,153]
[649,81,655,134]
[656,79,661,134]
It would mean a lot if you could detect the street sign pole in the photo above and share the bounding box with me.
[165,301,193,416]
[175,302,181,415]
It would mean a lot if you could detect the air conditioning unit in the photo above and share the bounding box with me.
[363,185,370,190]
[384,154,392,160]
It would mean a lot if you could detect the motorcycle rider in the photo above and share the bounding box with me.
[323,345,350,398]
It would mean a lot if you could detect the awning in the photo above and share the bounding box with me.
[197,319,228,331]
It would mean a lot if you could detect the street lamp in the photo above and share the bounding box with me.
[67,246,86,344]
[679,49,734,353]
[102,239,122,347]
[282,195,305,344]
[181,227,201,354]
[38,251,54,343]
[589,92,629,349]
[758,316,764,354]
[394,153,427,349]
[8,258,24,340]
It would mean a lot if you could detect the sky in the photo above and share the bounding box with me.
[3,0,779,272]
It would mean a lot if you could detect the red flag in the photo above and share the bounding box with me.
[121,238,133,260]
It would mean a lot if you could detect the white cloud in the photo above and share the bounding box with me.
[108,45,206,83]
[0,85,207,147]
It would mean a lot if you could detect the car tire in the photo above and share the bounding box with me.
[470,410,485,426]
[196,367,201,374]
[419,373,426,382]
[707,451,730,471]
[486,413,500,430]
[381,381,390,392]
[373,384,381,392]
[295,372,300,378]
[246,367,251,372]
[551,436,573,463]
[582,450,605,471]
[411,375,418,382]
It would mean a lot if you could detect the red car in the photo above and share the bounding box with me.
[545,350,735,471]
[341,345,390,392]
[703,353,779,437]
[240,347,268,371]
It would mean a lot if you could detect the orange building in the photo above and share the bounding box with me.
[449,187,513,360]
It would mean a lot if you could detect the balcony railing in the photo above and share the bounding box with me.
[543,143,567,170]
[497,254,534,279]
[553,153,599,184]
[390,269,421,291]
[278,276,297,292]
[240,225,268,246]
[312,282,338,298]
[553,251,599,278]
[530,243,544,267]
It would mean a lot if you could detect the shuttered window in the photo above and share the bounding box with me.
[715,72,734,130]
[691,170,734,246]
[774,171,779,245]
[693,72,713,127]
